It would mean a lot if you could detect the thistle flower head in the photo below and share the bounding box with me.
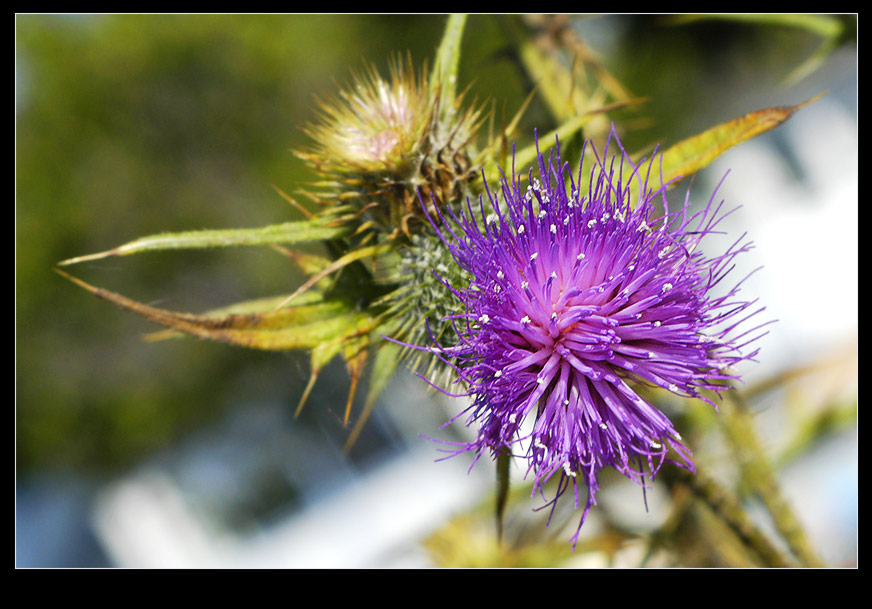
[422,128,768,547]
[302,57,432,175]
[297,55,482,239]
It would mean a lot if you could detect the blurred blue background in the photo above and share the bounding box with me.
[16,14,856,568]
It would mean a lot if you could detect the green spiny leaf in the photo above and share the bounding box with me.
[58,217,352,266]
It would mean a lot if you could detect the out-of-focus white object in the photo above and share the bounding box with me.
[94,443,490,568]
[93,376,492,569]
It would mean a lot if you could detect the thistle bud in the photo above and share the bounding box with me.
[377,231,470,383]
[296,55,481,239]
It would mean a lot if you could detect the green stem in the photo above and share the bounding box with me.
[495,448,511,545]
[430,14,467,117]
[670,467,796,567]
[719,388,826,567]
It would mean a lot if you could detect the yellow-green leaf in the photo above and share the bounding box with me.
[144,290,329,341]
[655,92,827,187]
[56,268,373,352]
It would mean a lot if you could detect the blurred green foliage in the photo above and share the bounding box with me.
[16,15,454,474]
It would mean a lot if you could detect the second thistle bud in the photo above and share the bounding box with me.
[297,55,481,239]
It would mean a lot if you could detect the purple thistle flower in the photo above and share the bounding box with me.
[417,127,768,548]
